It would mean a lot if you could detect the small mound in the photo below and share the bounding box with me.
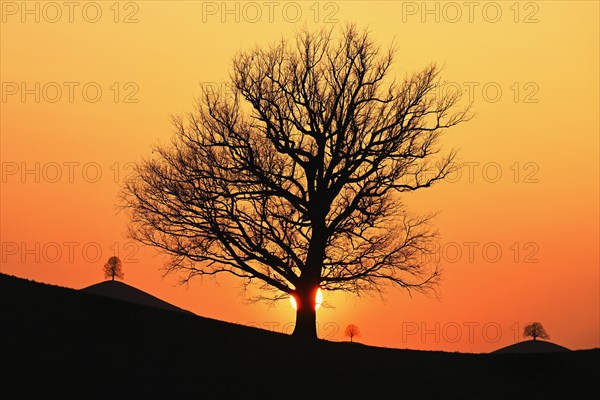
[80,280,193,314]
[492,339,571,354]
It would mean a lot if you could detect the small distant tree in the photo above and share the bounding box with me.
[345,324,361,343]
[103,256,124,281]
[523,322,549,341]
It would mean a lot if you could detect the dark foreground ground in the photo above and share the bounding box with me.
[1,273,598,399]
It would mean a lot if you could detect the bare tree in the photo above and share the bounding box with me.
[104,256,124,281]
[345,324,361,342]
[523,322,550,341]
[121,24,471,341]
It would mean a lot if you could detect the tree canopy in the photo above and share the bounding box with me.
[345,324,361,342]
[121,24,470,339]
[104,256,124,281]
[523,322,550,341]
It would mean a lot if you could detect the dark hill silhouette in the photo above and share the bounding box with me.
[1,272,598,399]
[80,280,193,314]
[492,339,571,354]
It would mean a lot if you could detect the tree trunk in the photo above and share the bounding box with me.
[292,212,326,341]
[291,284,319,341]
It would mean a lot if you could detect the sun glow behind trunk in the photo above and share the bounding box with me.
[290,288,322,310]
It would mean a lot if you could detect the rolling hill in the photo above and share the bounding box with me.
[493,339,572,354]
[80,280,194,314]
[1,272,598,399]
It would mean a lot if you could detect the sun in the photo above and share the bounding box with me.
[290,288,323,310]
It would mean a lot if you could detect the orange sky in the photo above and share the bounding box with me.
[1,1,598,353]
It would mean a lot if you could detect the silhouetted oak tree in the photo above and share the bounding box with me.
[121,25,471,340]
[523,322,550,341]
[104,256,124,281]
